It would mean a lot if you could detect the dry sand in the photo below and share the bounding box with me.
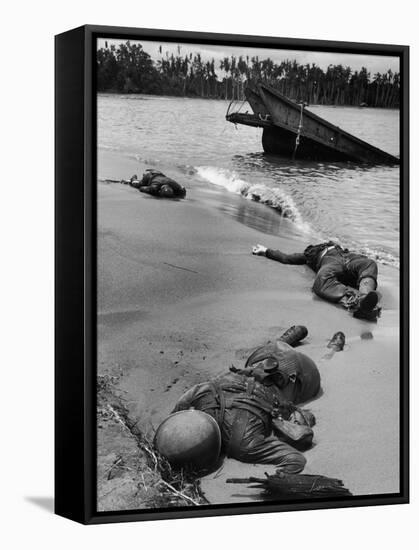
[97,154,400,507]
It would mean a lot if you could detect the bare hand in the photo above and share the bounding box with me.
[252,244,267,256]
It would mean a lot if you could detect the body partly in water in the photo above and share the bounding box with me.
[98,94,400,267]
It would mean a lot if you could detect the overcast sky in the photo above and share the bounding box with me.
[97,38,399,75]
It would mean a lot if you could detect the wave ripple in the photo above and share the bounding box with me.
[196,165,312,234]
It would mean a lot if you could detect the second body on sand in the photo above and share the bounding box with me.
[252,241,380,321]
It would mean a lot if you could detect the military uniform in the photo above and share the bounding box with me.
[172,341,320,473]
[265,242,378,311]
[130,169,186,198]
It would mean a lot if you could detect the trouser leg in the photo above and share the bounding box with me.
[359,277,377,294]
[339,255,380,318]
[345,254,378,292]
[312,259,354,303]
[344,257,380,319]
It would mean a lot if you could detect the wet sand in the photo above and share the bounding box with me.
[97,154,400,507]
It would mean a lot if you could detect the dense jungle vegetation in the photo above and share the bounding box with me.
[97,41,400,107]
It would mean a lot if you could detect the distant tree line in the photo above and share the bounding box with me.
[97,41,400,108]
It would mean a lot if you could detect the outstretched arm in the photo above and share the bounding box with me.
[252,244,307,265]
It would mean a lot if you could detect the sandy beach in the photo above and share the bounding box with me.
[97,152,400,509]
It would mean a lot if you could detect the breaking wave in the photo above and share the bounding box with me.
[196,165,312,233]
[195,165,399,268]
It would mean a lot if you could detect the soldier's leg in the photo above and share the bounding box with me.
[312,260,354,303]
[345,254,378,292]
[345,254,380,319]
[235,434,306,473]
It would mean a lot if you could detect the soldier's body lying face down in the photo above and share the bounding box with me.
[128,170,186,198]
[172,339,321,474]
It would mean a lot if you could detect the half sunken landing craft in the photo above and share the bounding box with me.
[226,82,399,164]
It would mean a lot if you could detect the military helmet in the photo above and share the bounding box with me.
[293,352,321,404]
[154,410,221,471]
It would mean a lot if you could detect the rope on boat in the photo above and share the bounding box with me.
[235,99,247,114]
[226,99,235,118]
[226,98,247,118]
[292,103,305,160]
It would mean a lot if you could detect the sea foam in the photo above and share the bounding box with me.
[196,165,312,234]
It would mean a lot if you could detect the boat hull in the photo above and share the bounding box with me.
[226,83,399,165]
[262,126,360,161]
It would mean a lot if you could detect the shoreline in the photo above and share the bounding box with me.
[99,148,400,269]
[97,151,400,509]
[97,91,400,110]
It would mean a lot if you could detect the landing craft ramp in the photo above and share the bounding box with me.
[226,82,400,164]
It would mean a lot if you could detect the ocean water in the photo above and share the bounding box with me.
[98,94,400,267]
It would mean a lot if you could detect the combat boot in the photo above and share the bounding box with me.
[353,305,381,322]
[353,277,380,321]
[278,325,308,347]
[327,331,345,351]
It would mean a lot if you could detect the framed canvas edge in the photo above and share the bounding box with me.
[55,25,88,524]
[82,23,409,53]
[55,24,410,525]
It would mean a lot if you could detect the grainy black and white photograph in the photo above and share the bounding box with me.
[96,36,401,512]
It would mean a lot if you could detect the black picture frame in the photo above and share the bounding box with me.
[55,24,409,524]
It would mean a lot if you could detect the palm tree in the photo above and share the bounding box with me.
[96,42,399,106]
[220,57,231,99]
